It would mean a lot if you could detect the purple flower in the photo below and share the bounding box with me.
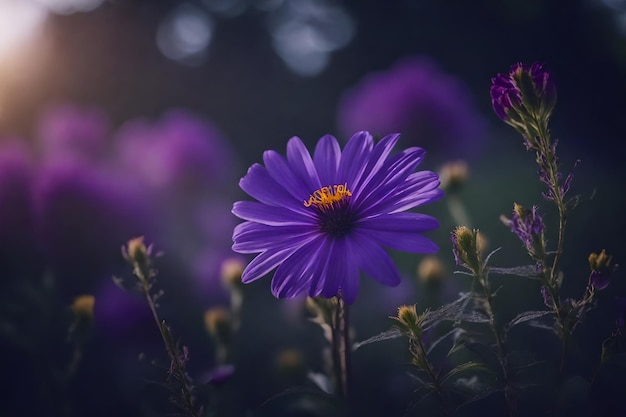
[231,132,443,304]
[32,158,156,289]
[337,57,486,158]
[116,110,234,194]
[37,103,110,162]
[490,62,556,124]
[504,203,546,260]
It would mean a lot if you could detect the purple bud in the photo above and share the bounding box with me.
[588,250,618,291]
[508,203,545,259]
[490,62,556,124]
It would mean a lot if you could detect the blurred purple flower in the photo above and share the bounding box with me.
[231,132,442,304]
[337,57,486,157]
[93,279,153,336]
[37,103,110,161]
[116,110,234,195]
[32,157,156,288]
[0,142,38,269]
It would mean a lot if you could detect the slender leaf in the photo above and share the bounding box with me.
[427,328,464,355]
[440,361,491,386]
[422,292,472,329]
[487,265,541,279]
[507,310,552,329]
[352,328,403,351]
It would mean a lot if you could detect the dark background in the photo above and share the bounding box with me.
[1,1,625,416]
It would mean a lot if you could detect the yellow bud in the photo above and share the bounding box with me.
[125,236,149,265]
[220,257,245,290]
[438,160,469,192]
[204,307,232,345]
[71,295,95,319]
[589,249,612,271]
[397,304,418,328]
[275,348,306,377]
[417,256,446,285]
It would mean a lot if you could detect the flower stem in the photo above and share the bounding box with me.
[141,281,200,417]
[477,274,516,417]
[331,295,351,400]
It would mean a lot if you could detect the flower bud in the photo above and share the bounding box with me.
[503,203,546,260]
[220,257,245,291]
[588,249,618,291]
[71,294,96,320]
[490,62,556,141]
[204,307,232,346]
[451,226,482,274]
[438,160,469,193]
[417,256,446,286]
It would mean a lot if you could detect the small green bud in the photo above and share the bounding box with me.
[451,226,483,274]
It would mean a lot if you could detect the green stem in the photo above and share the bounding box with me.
[477,275,516,417]
[141,280,200,417]
[331,295,351,400]
[412,336,449,416]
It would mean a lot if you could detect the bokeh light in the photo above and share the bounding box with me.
[0,0,46,63]
[34,0,104,15]
[156,3,214,65]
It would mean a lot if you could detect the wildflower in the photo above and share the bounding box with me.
[588,249,618,291]
[490,62,556,147]
[438,160,469,193]
[231,132,442,304]
[417,256,446,285]
[502,203,546,261]
[451,226,482,274]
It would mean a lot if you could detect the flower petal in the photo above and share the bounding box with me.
[336,131,373,186]
[241,245,302,283]
[313,135,341,186]
[232,201,314,226]
[232,222,316,253]
[321,238,347,299]
[340,238,360,304]
[271,237,325,298]
[357,212,440,234]
[263,150,311,202]
[352,133,400,196]
[239,163,308,213]
[367,230,439,253]
[351,232,401,287]
[286,136,321,191]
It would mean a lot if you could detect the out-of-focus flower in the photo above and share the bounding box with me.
[232,132,442,304]
[204,307,232,344]
[32,158,155,289]
[588,249,618,291]
[501,203,546,261]
[438,160,469,193]
[0,142,37,271]
[417,256,446,285]
[71,294,95,319]
[37,103,110,161]
[490,62,556,144]
[201,364,235,386]
[338,57,486,158]
[116,110,233,195]
[93,279,152,337]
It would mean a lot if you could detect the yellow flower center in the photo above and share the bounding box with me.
[303,183,352,208]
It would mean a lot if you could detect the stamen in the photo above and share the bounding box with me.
[303,183,352,208]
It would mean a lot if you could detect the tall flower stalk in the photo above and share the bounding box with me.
[451,226,516,417]
[491,63,578,371]
[119,237,202,417]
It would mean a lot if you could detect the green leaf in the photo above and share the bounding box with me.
[352,328,403,351]
[487,265,541,279]
[440,361,492,386]
[507,310,552,330]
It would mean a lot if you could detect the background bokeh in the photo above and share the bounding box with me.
[1,1,625,416]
